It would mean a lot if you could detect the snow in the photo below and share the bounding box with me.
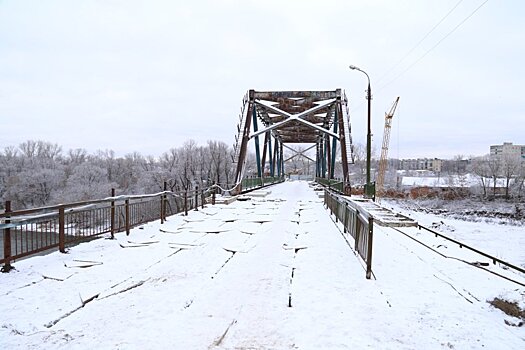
[1,181,524,349]
[401,174,508,188]
[383,199,525,270]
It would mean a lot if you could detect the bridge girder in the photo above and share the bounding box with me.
[232,90,354,193]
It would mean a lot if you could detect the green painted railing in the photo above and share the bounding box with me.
[324,189,374,279]
[315,177,344,193]
[241,176,284,192]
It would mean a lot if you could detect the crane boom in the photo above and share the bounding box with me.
[376,97,400,201]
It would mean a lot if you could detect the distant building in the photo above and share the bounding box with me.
[399,158,442,172]
[490,142,525,161]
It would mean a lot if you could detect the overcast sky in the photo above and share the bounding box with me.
[1,0,523,159]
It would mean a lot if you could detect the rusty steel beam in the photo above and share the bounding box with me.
[232,89,352,189]
[253,91,338,99]
[250,99,339,139]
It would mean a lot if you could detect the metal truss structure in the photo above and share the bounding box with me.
[232,90,354,193]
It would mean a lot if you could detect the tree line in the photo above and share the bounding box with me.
[0,140,236,210]
[2,139,524,211]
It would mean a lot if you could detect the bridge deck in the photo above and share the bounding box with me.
[0,182,523,349]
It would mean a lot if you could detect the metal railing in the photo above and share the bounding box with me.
[324,189,374,279]
[315,177,345,194]
[1,177,285,271]
[240,176,284,192]
[418,224,525,275]
[0,186,213,271]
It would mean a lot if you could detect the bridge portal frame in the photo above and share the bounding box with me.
[232,89,354,194]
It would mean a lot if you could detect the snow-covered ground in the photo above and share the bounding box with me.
[383,198,525,270]
[1,181,524,349]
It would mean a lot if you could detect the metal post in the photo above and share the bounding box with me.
[194,186,199,211]
[261,132,269,180]
[201,188,205,209]
[355,212,361,252]
[279,142,284,178]
[212,182,216,205]
[366,80,372,199]
[349,65,373,199]
[321,135,327,179]
[271,136,277,177]
[252,105,262,178]
[331,108,338,179]
[184,191,188,216]
[59,206,65,253]
[316,141,320,178]
[233,92,254,186]
[125,199,130,235]
[366,217,374,279]
[343,204,348,233]
[110,188,115,239]
[161,182,167,224]
[326,133,332,179]
[2,201,12,272]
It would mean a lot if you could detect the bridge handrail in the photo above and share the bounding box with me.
[1,177,286,271]
[0,186,212,271]
[324,189,374,279]
[315,177,345,194]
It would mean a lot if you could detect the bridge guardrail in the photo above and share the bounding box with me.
[324,189,374,279]
[1,176,283,271]
[316,177,344,193]
[0,186,213,272]
[240,176,284,192]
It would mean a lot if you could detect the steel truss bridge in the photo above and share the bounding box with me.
[232,90,355,193]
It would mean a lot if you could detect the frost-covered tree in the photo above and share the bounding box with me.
[470,155,491,197]
[349,143,366,185]
[0,139,235,209]
[501,154,521,199]
[487,156,502,197]
[63,163,116,202]
[208,140,230,185]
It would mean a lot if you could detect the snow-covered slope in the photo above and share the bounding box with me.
[1,182,523,349]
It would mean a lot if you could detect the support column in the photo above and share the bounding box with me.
[279,142,284,177]
[261,132,269,177]
[271,136,277,177]
[337,100,350,190]
[252,105,262,178]
[326,132,332,179]
[321,135,327,178]
[331,107,339,179]
[234,91,254,186]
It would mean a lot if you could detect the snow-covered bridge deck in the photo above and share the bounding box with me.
[1,182,524,349]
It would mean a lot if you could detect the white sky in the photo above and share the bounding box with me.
[1,0,523,159]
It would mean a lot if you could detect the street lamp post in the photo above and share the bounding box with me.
[349,65,374,200]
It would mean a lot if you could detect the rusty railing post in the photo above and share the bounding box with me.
[160,182,166,224]
[2,201,13,272]
[184,191,188,216]
[163,181,168,221]
[194,186,199,211]
[110,188,115,239]
[212,182,216,205]
[201,188,205,209]
[59,206,66,253]
[125,199,130,235]
[366,217,374,279]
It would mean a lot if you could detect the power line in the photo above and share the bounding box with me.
[376,0,465,85]
[378,0,490,92]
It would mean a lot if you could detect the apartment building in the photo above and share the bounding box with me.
[399,158,443,172]
[490,142,525,160]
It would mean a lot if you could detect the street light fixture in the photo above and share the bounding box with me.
[349,65,374,199]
